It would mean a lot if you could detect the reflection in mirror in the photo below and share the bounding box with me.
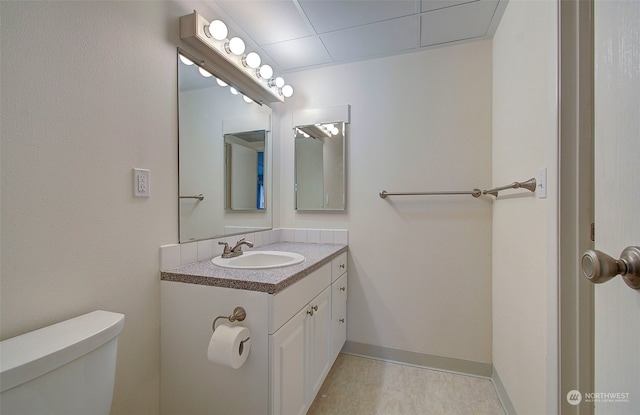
[178,49,272,242]
[294,122,346,210]
[224,130,266,211]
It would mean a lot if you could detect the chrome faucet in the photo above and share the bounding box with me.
[218,238,254,258]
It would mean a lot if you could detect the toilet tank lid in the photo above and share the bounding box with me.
[0,310,125,393]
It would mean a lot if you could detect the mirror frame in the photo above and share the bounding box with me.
[223,129,267,212]
[294,122,346,211]
[292,105,350,211]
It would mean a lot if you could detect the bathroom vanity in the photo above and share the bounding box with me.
[160,242,347,415]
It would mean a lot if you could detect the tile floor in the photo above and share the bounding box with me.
[308,354,505,415]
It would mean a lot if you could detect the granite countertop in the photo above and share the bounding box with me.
[160,242,347,294]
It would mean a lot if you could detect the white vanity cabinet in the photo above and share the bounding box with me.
[269,253,347,415]
[330,252,347,365]
[270,286,331,415]
[161,248,347,415]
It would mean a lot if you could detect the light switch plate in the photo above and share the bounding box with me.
[537,167,547,198]
[133,168,150,197]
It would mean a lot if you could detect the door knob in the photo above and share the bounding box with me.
[581,246,640,289]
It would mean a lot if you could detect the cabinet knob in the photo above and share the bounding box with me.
[340,287,346,291]
[307,305,318,316]
[339,318,345,323]
[339,264,345,269]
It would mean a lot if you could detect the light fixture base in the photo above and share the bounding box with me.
[180,11,284,104]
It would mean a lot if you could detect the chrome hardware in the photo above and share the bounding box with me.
[239,337,250,355]
[339,318,345,323]
[219,238,254,258]
[380,178,537,200]
[380,189,482,199]
[218,241,232,257]
[339,287,346,291]
[179,193,204,201]
[307,305,318,316]
[483,178,537,197]
[581,246,640,289]
[212,306,247,333]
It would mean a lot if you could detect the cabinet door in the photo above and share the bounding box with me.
[271,308,308,415]
[306,286,332,402]
[331,273,347,364]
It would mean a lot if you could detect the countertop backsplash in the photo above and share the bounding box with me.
[160,228,348,271]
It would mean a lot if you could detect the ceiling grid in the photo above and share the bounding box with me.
[205,0,506,72]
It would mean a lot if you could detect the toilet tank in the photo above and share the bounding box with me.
[0,310,125,415]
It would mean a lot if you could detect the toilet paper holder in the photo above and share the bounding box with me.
[212,306,247,333]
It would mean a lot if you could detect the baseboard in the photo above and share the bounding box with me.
[341,340,492,378]
[491,366,517,415]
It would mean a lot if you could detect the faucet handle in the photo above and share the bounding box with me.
[218,241,231,254]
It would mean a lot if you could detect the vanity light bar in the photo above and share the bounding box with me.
[180,11,292,104]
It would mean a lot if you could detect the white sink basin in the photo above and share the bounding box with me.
[211,251,305,269]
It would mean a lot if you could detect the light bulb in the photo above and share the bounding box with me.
[226,37,245,55]
[179,54,194,65]
[206,20,228,41]
[281,84,294,98]
[243,95,253,103]
[258,64,273,79]
[269,77,285,88]
[198,67,212,77]
[243,52,261,69]
[229,87,239,95]
[216,78,228,87]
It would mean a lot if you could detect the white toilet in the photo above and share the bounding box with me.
[0,310,125,415]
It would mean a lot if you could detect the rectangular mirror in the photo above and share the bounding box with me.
[224,130,266,211]
[178,49,272,242]
[294,122,346,210]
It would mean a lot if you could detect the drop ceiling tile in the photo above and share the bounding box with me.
[320,15,419,63]
[262,36,332,70]
[215,0,312,45]
[421,0,479,13]
[421,0,498,46]
[299,0,418,34]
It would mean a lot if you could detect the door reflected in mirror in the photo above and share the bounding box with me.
[294,122,346,210]
[178,49,272,242]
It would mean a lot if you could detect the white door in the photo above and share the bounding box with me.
[589,1,640,413]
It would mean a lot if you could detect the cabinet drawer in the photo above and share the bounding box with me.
[331,252,347,282]
[331,273,347,318]
[270,263,331,334]
[331,273,347,361]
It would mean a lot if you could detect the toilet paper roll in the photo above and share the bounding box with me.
[207,324,251,369]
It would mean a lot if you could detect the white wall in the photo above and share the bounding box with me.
[0,1,215,413]
[277,41,494,365]
[492,0,559,413]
